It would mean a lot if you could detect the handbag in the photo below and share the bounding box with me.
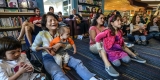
[29,50,45,73]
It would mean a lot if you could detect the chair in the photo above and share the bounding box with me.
[64,19,74,38]
[73,19,90,37]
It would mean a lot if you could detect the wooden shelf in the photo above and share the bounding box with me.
[0,12,35,16]
[78,3,101,7]
[0,27,21,31]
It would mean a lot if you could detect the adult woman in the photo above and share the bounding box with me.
[89,13,119,77]
[96,8,103,14]
[90,7,96,19]
[31,12,101,80]
[147,16,160,40]
[122,16,130,36]
[128,14,147,45]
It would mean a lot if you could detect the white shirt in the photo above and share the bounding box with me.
[0,54,37,80]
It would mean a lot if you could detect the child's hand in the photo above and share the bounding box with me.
[18,64,28,74]
[25,65,33,72]
[73,50,76,54]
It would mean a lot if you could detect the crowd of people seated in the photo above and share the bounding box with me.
[1,6,160,80]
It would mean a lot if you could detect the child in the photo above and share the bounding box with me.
[0,37,41,80]
[49,26,76,72]
[95,15,146,67]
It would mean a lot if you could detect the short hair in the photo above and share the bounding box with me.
[58,11,62,15]
[58,26,70,36]
[49,6,54,11]
[0,37,21,59]
[41,12,59,31]
[34,7,39,12]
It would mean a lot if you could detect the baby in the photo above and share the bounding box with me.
[49,26,76,72]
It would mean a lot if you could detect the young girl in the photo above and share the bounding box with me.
[0,37,41,80]
[49,26,76,72]
[95,15,146,67]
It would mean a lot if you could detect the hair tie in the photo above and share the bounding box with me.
[109,15,115,22]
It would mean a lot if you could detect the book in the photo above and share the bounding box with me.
[7,0,18,8]
[0,0,6,7]
[27,0,37,8]
[18,0,28,8]
[0,8,4,12]
[78,5,82,11]
[28,9,34,12]
[5,9,18,12]
[78,0,83,3]
[19,8,27,12]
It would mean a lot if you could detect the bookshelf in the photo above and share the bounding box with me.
[0,12,34,16]
[0,0,36,39]
[78,0,102,14]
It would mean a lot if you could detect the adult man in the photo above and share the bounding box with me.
[17,7,42,46]
[69,9,88,39]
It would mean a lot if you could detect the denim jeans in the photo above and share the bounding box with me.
[127,34,149,41]
[134,35,146,41]
[147,32,160,40]
[43,54,95,80]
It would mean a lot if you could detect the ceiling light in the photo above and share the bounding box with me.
[148,4,158,6]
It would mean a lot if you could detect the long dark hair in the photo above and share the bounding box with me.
[97,8,102,14]
[108,14,122,36]
[91,7,96,13]
[41,12,58,31]
[0,37,21,59]
[91,13,104,26]
[131,14,140,25]
[150,16,159,26]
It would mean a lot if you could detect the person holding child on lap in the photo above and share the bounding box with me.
[31,12,102,80]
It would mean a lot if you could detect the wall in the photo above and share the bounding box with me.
[43,1,63,14]
[37,0,44,15]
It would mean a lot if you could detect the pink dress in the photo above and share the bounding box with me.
[95,29,128,62]
[89,26,105,46]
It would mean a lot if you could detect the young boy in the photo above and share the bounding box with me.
[49,26,76,72]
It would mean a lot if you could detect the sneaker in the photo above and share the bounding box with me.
[126,43,133,48]
[90,76,103,80]
[105,66,119,77]
[141,41,147,46]
[131,56,146,63]
[94,76,104,80]
[137,41,141,45]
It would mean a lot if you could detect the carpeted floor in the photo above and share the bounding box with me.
[67,38,160,80]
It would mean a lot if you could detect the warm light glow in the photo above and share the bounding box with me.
[141,0,160,1]
[148,4,158,6]
[104,0,144,11]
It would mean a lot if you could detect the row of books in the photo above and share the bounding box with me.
[0,31,19,38]
[78,5,99,12]
[0,8,34,12]
[0,0,37,8]
[78,0,102,6]
[0,16,28,27]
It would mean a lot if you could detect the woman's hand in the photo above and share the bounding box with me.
[73,50,76,54]
[43,46,55,56]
